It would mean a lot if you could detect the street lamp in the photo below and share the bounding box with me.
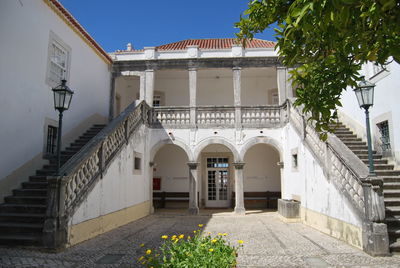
[52,79,74,175]
[354,76,375,176]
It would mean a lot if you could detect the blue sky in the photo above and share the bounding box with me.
[59,0,276,52]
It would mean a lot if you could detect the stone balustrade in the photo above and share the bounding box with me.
[150,103,288,128]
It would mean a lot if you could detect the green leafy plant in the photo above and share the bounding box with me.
[137,225,243,267]
[236,0,400,139]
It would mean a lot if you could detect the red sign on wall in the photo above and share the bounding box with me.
[153,178,161,191]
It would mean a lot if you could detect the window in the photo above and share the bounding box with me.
[133,152,142,174]
[377,121,391,153]
[292,154,298,168]
[46,125,58,156]
[134,157,141,170]
[46,32,71,87]
[153,95,161,107]
[291,148,298,171]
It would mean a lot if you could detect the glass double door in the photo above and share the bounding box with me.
[206,158,230,207]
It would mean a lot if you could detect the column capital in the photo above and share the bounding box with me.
[187,162,199,169]
[188,67,197,72]
[232,67,242,71]
[145,69,154,73]
[233,162,245,169]
[149,161,155,167]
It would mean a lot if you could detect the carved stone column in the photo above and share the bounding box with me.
[109,73,117,121]
[233,67,242,129]
[277,67,288,105]
[188,162,199,214]
[149,162,155,214]
[189,68,197,127]
[233,162,245,215]
[145,69,154,107]
[139,73,146,101]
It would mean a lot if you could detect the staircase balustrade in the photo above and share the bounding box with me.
[43,101,149,248]
[288,101,385,222]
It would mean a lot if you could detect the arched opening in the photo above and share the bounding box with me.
[197,143,237,208]
[243,143,281,210]
[152,144,190,209]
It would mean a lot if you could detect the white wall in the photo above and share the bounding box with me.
[115,76,140,114]
[339,61,400,164]
[70,125,149,225]
[0,0,111,195]
[155,70,189,106]
[243,144,281,192]
[153,144,189,192]
[241,68,277,105]
[282,124,362,228]
[197,69,234,106]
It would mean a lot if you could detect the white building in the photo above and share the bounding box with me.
[0,0,399,256]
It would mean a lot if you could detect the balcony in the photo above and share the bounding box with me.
[149,103,288,129]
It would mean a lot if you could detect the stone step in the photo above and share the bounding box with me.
[0,204,46,214]
[358,154,383,160]
[336,134,358,139]
[0,212,45,223]
[36,169,56,176]
[376,170,400,176]
[4,196,47,205]
[382,177,400,183]
[344,141,367,146]
[352,150,377,155]
[12,188,47,197]
[385,198,400,207]
[28,175,47,183]
[347,145,368,150]
[340,137,362,142]
[384,183,400,190]
[384,190,400,197]
[334,130,354,135]
[0,233,42,246]
[363,159,388,165]
[22,181,48,189]
[388,228,400,239]
[0,222,43,234]
[374,164,395,171]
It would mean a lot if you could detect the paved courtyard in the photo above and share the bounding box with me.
[1,210,400,267]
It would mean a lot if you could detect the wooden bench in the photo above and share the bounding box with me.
[153,192,199,209]
[232,191,281,209]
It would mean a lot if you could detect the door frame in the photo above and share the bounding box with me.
[201,152,234,208]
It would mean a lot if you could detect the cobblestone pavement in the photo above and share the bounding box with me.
[1,210,400,267]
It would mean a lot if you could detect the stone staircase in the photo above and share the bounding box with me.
[0,124,106,247]
[332,122,400,252]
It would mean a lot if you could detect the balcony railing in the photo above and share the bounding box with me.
[149,103,288,128]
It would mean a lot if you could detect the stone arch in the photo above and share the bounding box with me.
[239,136,283,162]
[150,138,193,162]
[194,137,240,162]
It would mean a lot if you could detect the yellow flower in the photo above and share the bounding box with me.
[138,256,144,261]
[171,235,177,240]
[142,261,146,265]
[179,234,184,239]
[223,233,228,236]
[198,224,204,228]
[211,239,217,243]
[146,249,152,255]
[238,240,244,244]
[161,235,168,239]
[187,236,191,240]
[155,254,160,257]
[209,248,214,252]
[218,233,223,236]
[193,230,197,234]
[140,243,145,247]
[150,267,154,268]
[207,232,211,235]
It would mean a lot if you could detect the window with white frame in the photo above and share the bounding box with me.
[46,32,71,87]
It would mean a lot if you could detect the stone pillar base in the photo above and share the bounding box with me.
[278,199,300,218]
[234,207,246,215]
[362,222,390,256]
[188,207,199,215]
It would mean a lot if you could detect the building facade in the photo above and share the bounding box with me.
[1,0,399,256]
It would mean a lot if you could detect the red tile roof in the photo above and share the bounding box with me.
[155,38,275,51]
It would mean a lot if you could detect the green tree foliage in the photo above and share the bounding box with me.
[236,0,400,139]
